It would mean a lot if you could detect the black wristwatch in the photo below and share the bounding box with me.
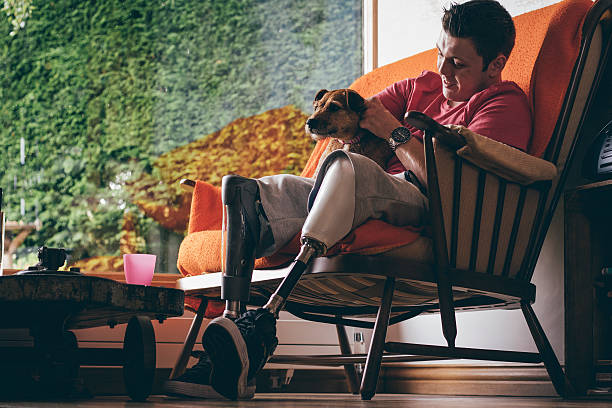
[388,127,412,151]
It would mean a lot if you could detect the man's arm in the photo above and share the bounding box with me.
[360,97,427,187]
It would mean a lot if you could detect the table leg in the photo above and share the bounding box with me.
[123,315,156,401]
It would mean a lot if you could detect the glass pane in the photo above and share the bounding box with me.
[0,0,363,273]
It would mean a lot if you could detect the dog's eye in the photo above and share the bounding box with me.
[327,104,339,112]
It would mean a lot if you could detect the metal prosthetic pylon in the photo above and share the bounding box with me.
[263,237,327,317]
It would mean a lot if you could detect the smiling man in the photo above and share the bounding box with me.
[360,0,531,186]
[165,0,532,401]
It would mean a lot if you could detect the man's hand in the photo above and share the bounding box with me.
[360,97,427,187]
[359,97,403,140]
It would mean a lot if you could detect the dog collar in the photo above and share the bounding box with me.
[337,135,361,145]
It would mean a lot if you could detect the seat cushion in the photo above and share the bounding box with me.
[376,235,433,263]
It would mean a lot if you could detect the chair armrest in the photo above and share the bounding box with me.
[405,111,557,186]
[451,125,557,186]
[405,111,466,149]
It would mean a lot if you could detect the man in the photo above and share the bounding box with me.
[165,0,531,400]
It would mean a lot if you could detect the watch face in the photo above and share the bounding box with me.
[391,127,411,143]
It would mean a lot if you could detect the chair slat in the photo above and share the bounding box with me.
[487,179,507,274]
[493,184,521,276]
[518,187,550,280]
[469,170,487,271]
[456,163,479,270]
[509,188,541,278]
[450,157,462,266]
[502,188,527,277]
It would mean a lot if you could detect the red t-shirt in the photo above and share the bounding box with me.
[376,70,532,174]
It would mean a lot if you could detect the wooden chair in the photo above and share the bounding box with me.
[171,0,612,400]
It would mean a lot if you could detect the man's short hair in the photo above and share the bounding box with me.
[442,0,515,71]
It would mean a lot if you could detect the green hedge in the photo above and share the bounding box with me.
[0,0,362,263]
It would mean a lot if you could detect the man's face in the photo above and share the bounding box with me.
[436,30,494,104]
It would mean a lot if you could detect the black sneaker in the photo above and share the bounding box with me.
[203,308,278,400]
[163,351,255,399]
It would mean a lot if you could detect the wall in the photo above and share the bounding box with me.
[378,0,566,361]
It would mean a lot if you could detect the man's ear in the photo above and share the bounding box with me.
[487,54,507,78]
[346,89,365,112]
[314,89,328,102]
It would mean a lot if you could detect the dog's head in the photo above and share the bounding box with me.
[305,89,366,143]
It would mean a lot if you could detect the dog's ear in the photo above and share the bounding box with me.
[314,89,328,102]
[346,89,366,113]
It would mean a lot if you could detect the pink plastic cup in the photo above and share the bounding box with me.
[123,254,156,285]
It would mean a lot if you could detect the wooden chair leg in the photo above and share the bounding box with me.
[335,323,360,395]
[169,298,208,380]
[360,277,395,400]
[436,266,457,348]
[521,302,574,397]
[423,130,457,348]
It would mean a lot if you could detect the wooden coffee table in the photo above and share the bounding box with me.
[0,273,184,401]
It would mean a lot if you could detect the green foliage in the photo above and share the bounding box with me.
[0,0,362,262]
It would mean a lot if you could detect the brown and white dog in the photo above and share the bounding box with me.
[305,89,394,174]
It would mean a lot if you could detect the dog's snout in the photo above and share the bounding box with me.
[306,118,319,129]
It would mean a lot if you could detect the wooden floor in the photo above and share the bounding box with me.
[2,394,612,407]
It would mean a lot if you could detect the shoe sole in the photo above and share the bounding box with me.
[163,380,255,400]
[203,317,250,400]
[162,380,224,399]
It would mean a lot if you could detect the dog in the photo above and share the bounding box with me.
[305,89,394,175]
